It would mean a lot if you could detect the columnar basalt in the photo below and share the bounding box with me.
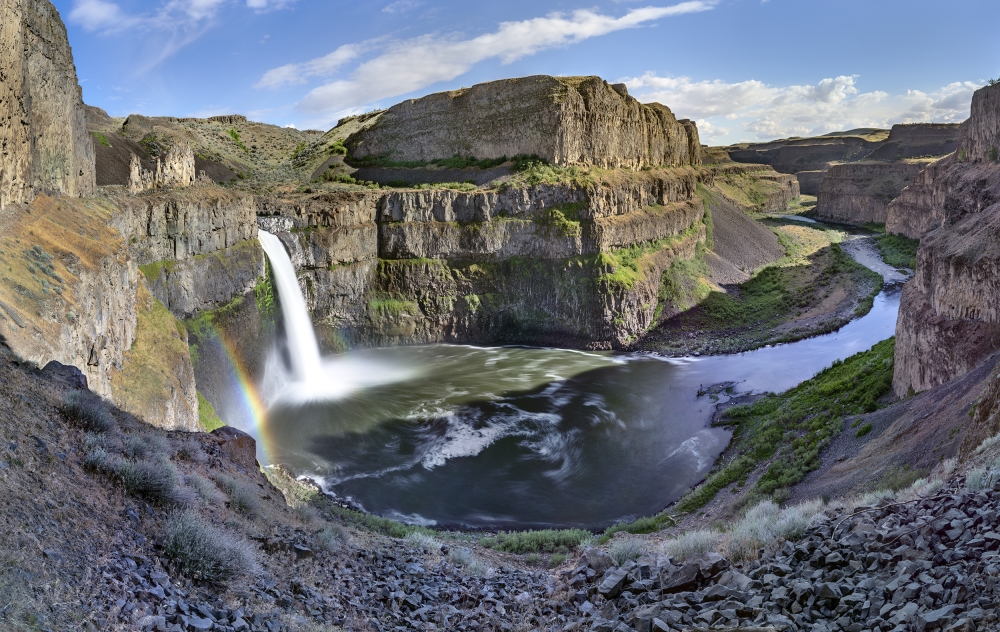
[345,76,701,169]
[893,84,1000,396]
[0,0,96,210]
[109,186,263,318]
[722,123,959,196]
[258,168,715,350]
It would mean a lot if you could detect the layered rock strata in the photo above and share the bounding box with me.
[0,0,95,210]
[884,156,954,238]
[345,76,701,169]
[893,84,1000,396]
[724,124,959,196]
[815,161,928,225]
[706,163,800,213]
[258,168,711,349]
[127,143,196,194]
[109,186,263,318]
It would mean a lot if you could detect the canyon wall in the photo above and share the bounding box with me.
[884,156,954,238]
[815,161,928,225]
[706,163,800,214]
[256,168,713,350]
[723,124,959,196]
[109,186,263,318]
[893,84,1000,396]
[0,0,95,210]
[345,76,701,170]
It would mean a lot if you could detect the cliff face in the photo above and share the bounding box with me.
[257,168,713,349]
[722,124,959,196]
[815,161,929,225]
[345,76,701,170]
[109,187,263,319]
[706,163,800,214]
[884,156,954,238]
[893,84,1000,396]
[0,0,95,210]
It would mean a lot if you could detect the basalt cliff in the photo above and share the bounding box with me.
[0,0,95,209]
[717,124,959,205]
[892,83,1000,398]
[345,76,701,170]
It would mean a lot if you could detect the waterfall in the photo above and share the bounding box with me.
[258,230,323,382]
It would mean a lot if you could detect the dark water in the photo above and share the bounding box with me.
[264,286,901,530]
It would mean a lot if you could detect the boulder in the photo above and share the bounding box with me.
[212,426,258,469]
[42,361,88,390]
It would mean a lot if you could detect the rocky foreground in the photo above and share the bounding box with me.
[97,477,1000,632]
[552,482,998,632]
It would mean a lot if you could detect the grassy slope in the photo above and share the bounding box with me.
[876,233,919,270]
[676,338,896,515]
[639,217,882,356]
[110,283,195,427]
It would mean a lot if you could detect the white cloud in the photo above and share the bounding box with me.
[262,2,716,118]
[246,0,295,11]
[623,72,979,143]
[256,43,370,89]
[382,0,423,13]
[68,0,294,67]
[69,0,139,31]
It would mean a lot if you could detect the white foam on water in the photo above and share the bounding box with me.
[665,430,717,471]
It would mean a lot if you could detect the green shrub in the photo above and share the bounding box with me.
[479,529,590,554]
[118,459,179,504]
[675,338,895,513]
[64,391,115,433]
[163,512,259,583]
[609,538,647,566]
[212,473,262,518]
[227,128,248,152]
[855,423,874,437]
[875,233,919,270]
[185,473,226,505]
[880,464,927,491]
[314,525,350,552]
[448,547,488,576]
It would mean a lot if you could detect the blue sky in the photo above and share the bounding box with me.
[55,0,999,145]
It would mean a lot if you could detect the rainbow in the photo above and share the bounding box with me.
[211,326,273,464]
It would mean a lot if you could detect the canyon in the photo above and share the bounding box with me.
[4,1,1000,631]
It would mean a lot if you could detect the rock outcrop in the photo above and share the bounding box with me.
[893,84,1000,396]
[0,0,95,210]
[884,156,955,238]
[707,163,800,213]
[345,76,701,169]
[815,160,929,225]
[722,124,959,196]
[127,143,196,193]
[0,195,137,402]
[257,168,711,349]
[109,186,263,318]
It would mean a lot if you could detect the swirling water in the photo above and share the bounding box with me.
[262,286,901,530]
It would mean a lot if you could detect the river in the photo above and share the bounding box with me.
[263,277,902,531]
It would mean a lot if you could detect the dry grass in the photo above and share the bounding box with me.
[0,195,127,365]
[163,511,260,583]
[110,283,195,428]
